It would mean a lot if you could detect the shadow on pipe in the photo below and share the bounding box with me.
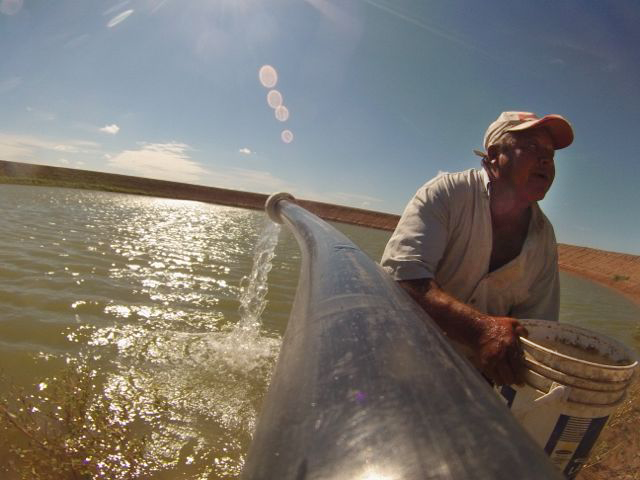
[242,193,562,479]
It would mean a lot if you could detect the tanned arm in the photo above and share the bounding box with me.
[399,278,527,386]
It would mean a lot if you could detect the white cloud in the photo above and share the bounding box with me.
[546,37,621,73]
[27,106,57,122]
[306,190,382,209]
[0,76,21,93]
[0,131,383,211]
[361,0,498,62]
[203,167,293,193]
[0,137,30,159]
[64,34,90,49]
[100,124,120,135]
[238,147,253,155]
[107,142,208,184]
[53,144,79,153]
[106,144,299,193]
[199,165,383,209]
[26,106,56,121]
[201,168,382,209]
[0,132,100,160]
[107,9,134,28]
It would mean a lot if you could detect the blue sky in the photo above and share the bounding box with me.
[1,0,639,254]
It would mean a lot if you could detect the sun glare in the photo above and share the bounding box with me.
[359,469,394,480]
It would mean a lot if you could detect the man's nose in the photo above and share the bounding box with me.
[538,154,554,166]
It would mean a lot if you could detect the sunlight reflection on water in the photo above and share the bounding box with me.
[0,186,287,478]
[84,199,283,477]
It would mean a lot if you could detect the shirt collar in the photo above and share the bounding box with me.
[479,167,491,197]
[530,202,545,232]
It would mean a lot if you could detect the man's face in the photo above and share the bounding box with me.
[495,128,556,203]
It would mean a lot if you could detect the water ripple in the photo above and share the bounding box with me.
[0,186,286,478]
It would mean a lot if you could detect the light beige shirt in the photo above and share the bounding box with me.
[381,168,559,321]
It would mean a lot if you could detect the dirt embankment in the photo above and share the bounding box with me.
[558,244,640,306]
[0,160,399,231]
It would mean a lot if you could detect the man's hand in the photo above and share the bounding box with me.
[473,316,528,386]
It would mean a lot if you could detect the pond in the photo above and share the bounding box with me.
[1,185,638,479]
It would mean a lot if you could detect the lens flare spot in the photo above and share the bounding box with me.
[0,0,23,15]
[281,130,294,144]
[107,9,134,28]
[259,65,278,88]
[275,105,289,122]
[267,90,283,109]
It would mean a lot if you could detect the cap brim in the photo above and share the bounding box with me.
[507,114,574,150]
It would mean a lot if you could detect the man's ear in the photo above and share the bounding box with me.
[487,144,499,162]
[484,145,500,181]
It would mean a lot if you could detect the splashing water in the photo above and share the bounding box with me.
[210,218,282,374]
[86,216,284,476]
[237,219,281,335]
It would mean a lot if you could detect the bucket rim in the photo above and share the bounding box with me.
[524,365,628,404]
[509,383,628,409]
[521,336,638,371]
[524,355,631,391]
[520,319,639,371]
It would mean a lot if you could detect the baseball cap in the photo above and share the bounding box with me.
[483,111,574,151]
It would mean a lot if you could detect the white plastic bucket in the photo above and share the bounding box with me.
[497,319,638,479]
[520,320,637,382]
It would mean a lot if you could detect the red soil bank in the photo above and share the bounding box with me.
[558,244,640,306]
[0,160,398,231]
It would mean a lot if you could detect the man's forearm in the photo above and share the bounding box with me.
[398,278,488,348]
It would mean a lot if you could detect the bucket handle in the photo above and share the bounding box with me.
[512,383,571,419]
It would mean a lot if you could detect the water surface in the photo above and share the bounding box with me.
[0,185,638,478]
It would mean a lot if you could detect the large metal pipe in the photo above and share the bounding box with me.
[242,193,562,479]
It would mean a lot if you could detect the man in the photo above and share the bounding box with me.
[380,111,574,386]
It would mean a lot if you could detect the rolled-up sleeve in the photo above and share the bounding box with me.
[380,176,451,281]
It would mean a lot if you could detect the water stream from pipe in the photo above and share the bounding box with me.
[237,219,281,336]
